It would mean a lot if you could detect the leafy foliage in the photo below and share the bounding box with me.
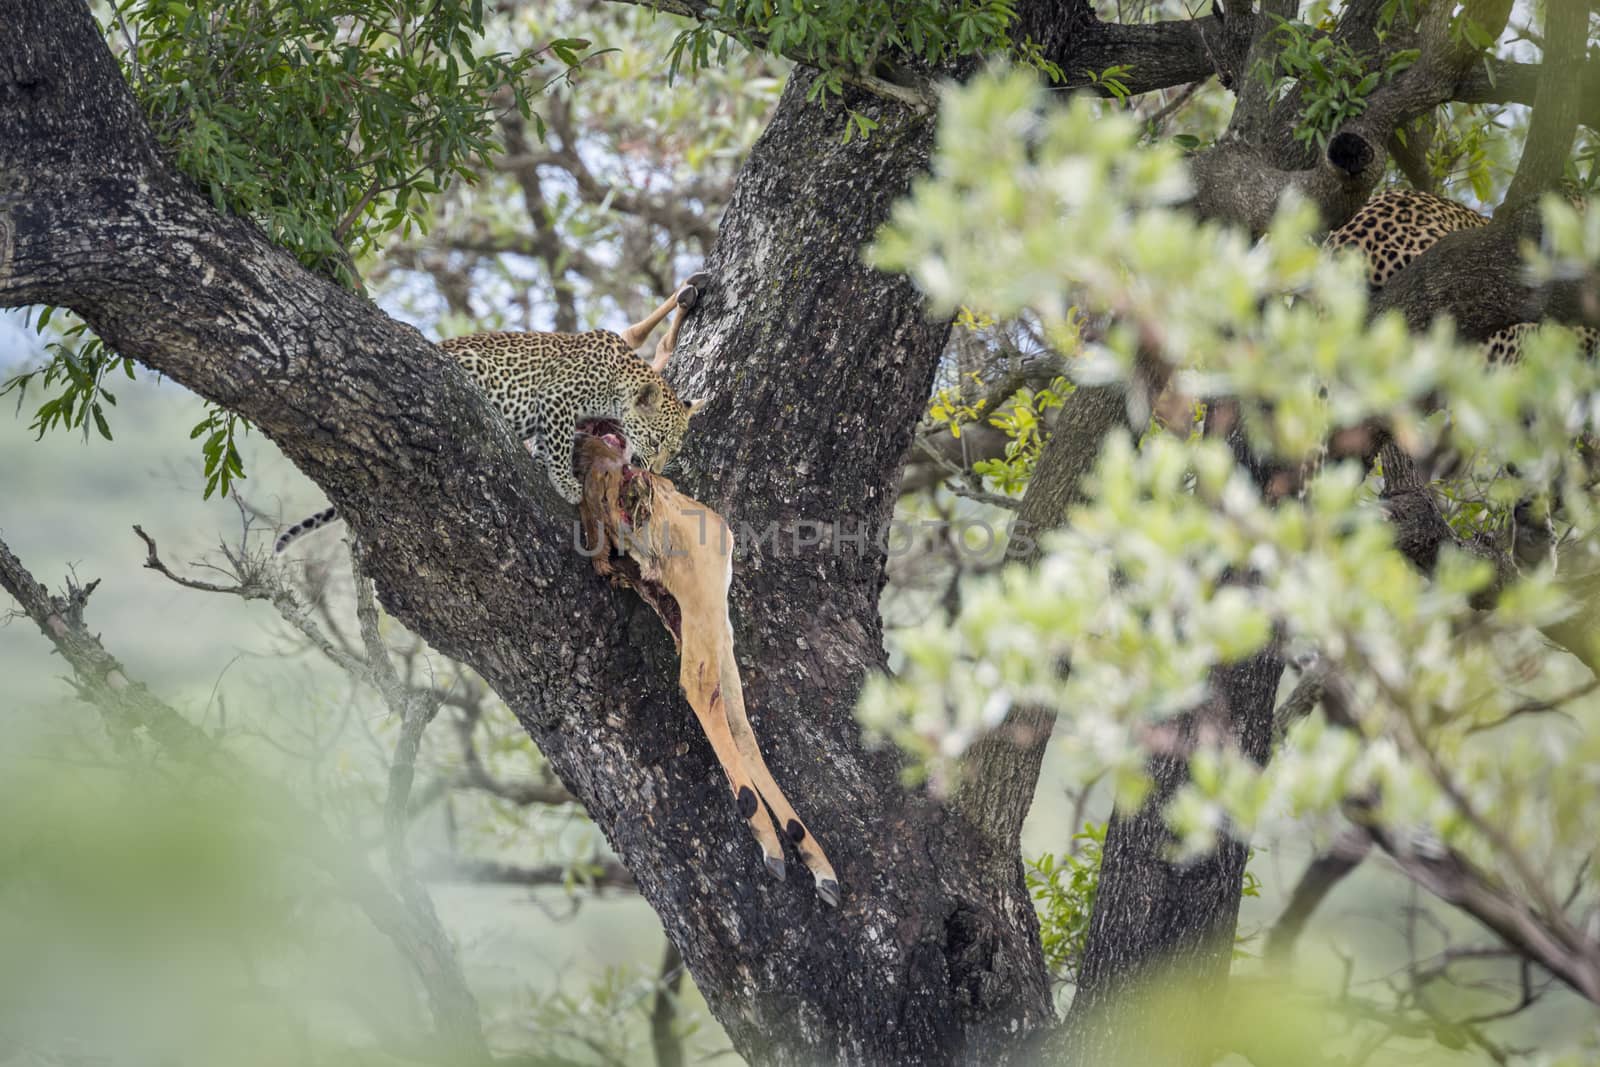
[970,379,1069,493]
[1026,824,1106,984]
[7,0,585,500]
[189,406,248,500]
[865,70,1600,1047]
[111,0,570,282]
[665,0,1052,115]
[1261,18,1417,148]
[1085,63,1135,103]
[1,313,130,443]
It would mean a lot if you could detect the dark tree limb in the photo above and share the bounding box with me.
[610,0,1596,139]
[949,383,1133,857]
[1059,646,1284,1062]
[1456,53,1600,129]
[1265,826,1373,963]
[1192,0,1514,233]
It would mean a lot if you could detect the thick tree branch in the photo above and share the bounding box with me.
[1504,0,1590,206]
[1192,0,1514,233]
[1370,201,1600,341]
[1456,52,1600,129]
[1060,645,1283,1061]
[949,355,1167,858]
[616,0,1228,109]
[948,384,1134,856]
[3,5,1062,1060]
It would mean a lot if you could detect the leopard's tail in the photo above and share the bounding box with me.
[274,507,340,553]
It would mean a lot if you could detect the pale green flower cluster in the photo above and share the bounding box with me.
[864,70,1600,893]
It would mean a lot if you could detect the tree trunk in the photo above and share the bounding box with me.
[566,70,1059,1062]
[1061,649,1283,1062]
[1,7,1053,1063]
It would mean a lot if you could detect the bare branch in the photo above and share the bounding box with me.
[450,700,577,807]
[650,941,687,1067]
[135,524,376,679]
[0,532,492,1056]
[1364,817,1600,1004]
[1456,53,1600,131]
[1266,826,1373,962]
[419,857,635,891]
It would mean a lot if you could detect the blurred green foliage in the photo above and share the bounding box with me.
[0,738,430,1065]
[864,68,1600,1055]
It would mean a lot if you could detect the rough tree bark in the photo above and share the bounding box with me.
[0,3,1059,1063]
[6,0,1595,1062]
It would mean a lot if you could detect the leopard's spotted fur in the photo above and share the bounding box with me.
[276,279,705,553]
[1324,189,1598,361]
[441,328,697,504]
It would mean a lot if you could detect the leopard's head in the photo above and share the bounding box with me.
[622,371,706,473]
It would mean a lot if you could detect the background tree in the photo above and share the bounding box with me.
[3,0,1599,1063]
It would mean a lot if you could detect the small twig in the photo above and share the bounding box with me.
[417,856,634,891]
[649,940,687,1067]
[135,524,240,594]
[1464,677,1598,734]
[332,175,396,244]
[1144,80,1203,134]
[111,3,144,91]
[914,437,1023,511]
[136,524,373,679]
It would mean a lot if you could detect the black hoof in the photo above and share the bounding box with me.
[816,878,841,908]
[764,855,788,882]
[677,271,712,310]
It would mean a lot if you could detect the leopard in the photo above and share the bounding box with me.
[1324,188,1598,362]
[274,274,709,553]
